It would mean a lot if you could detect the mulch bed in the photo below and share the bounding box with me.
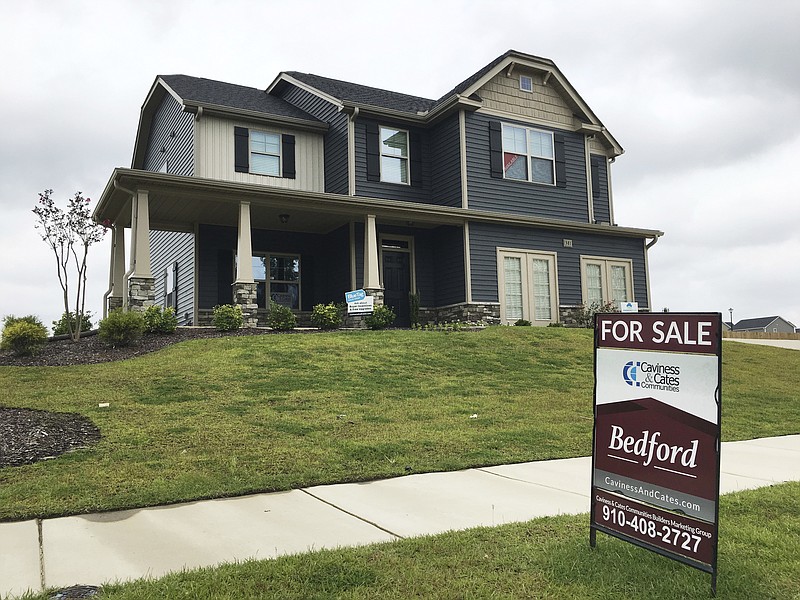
[0,327,303,470]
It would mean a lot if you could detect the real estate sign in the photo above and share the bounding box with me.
[590,313,722,592]
[345,289,374,315]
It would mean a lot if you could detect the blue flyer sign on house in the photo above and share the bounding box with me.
[345,289,373,314]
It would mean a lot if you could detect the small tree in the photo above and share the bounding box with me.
[32,189,107,341]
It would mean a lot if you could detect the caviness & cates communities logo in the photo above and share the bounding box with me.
[623,360,680,393]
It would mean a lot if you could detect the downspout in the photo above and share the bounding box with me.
[644,232,663,312]
[347,106,359,196]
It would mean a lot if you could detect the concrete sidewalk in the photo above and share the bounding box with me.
[2,435,799,599]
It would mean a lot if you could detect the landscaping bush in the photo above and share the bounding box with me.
[1,316,48,356]
[213,304,243,331]
[311,302,343,330]
[143,306,178,334]
[364,305,396,330]
[267,302,297,331]
[514,319,532,326]
[409,292,421,328]
[98,309,145,347]
[52,311,94,336]
[568,300,616,328]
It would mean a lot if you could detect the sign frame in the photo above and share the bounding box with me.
[589,312,722,595]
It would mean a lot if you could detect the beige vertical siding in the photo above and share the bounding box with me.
[478,72,574,127]
[195,115,325,191]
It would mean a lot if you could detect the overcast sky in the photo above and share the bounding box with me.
[1,0,798,331]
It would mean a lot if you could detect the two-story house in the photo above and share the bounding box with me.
[92,50,663,327]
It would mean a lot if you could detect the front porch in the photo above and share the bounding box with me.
[94,169,490,328]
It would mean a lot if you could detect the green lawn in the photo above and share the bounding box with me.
[1,328,798,521]
[20,481,800,600]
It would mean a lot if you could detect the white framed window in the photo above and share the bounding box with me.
[497,249,559,325]
[519,75,533,92]
[502,124,554,185]
[580,256,633,308]
[164,262,177,309]
[250,130,281,176]
[380,126,410,184]
[251,254,301,309]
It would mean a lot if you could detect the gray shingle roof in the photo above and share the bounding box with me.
[734,316,781,329]
[159,75,321,123]
[284,71,436,114]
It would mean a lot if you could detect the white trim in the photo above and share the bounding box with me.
[193,221,199,325]
[607,158,616,225]
[643,238,652,311]
[519,74,533,92]
[459,110,469,209]
[265,73,344,109]
[379,125,411,185]
[347,112,357,196]
[579,255,634,306]
[248,129,282,177]
[497,248,559,326]
[585,135,594,223]
[501,123,556,186]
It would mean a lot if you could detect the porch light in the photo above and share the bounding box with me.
[279,213,290,224]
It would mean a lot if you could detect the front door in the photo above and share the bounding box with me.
[382,250,411,327]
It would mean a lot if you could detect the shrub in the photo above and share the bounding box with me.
[311,302,343,330]
[99,309,144,347]
[547,321,565,327]
[52,311,93,336]
[144,306,178,334]
[213,304,243,331]
[1,318,48,356]
[514,319,532,326]
[267,302,297,331]
[568,301,616,328]
[364,305,396,330]
[409,292,421,328]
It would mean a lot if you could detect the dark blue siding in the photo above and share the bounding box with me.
[277,86,349,195]
[355,118,432,203]
[468,222,648,308]
[149,230,194,324]
[591,154,611,224]
[430,115,462,208]
[465,112,589,221]
[432,226,465,306]
[143,93,193,175]
[197,224,350,310]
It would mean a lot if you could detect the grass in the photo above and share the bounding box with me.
[0,328,798,522]
[20,481,800,599]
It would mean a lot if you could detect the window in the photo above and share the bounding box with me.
[380,126,410,184]
[249,130,281,176]
[164,262,177,309]
[502,124,554,184]
[252,254,300,309]
[498,250,558,325]
[580,257,633,308]
[519,75,533,92]
[234,126,295,178]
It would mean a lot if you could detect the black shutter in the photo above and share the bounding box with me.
[366,122,380,181]
[554,133,567,188]
[282,134,296,179]
[410,131,422,187]
[489,121,503,178]
[234,127,249,173]
[591,155,601,201]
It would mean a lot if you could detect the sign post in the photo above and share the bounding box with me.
[590,313,722,595]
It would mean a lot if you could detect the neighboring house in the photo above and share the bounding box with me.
[733,316,797,334]
[92,50,663,327]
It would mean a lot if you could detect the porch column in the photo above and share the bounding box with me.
[127,189,155,311]
[105,223,126,315]
[363,214,384,306]
[233,201,258,328]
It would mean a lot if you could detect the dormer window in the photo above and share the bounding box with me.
[380,126,410,184]
[519,75,533,92]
